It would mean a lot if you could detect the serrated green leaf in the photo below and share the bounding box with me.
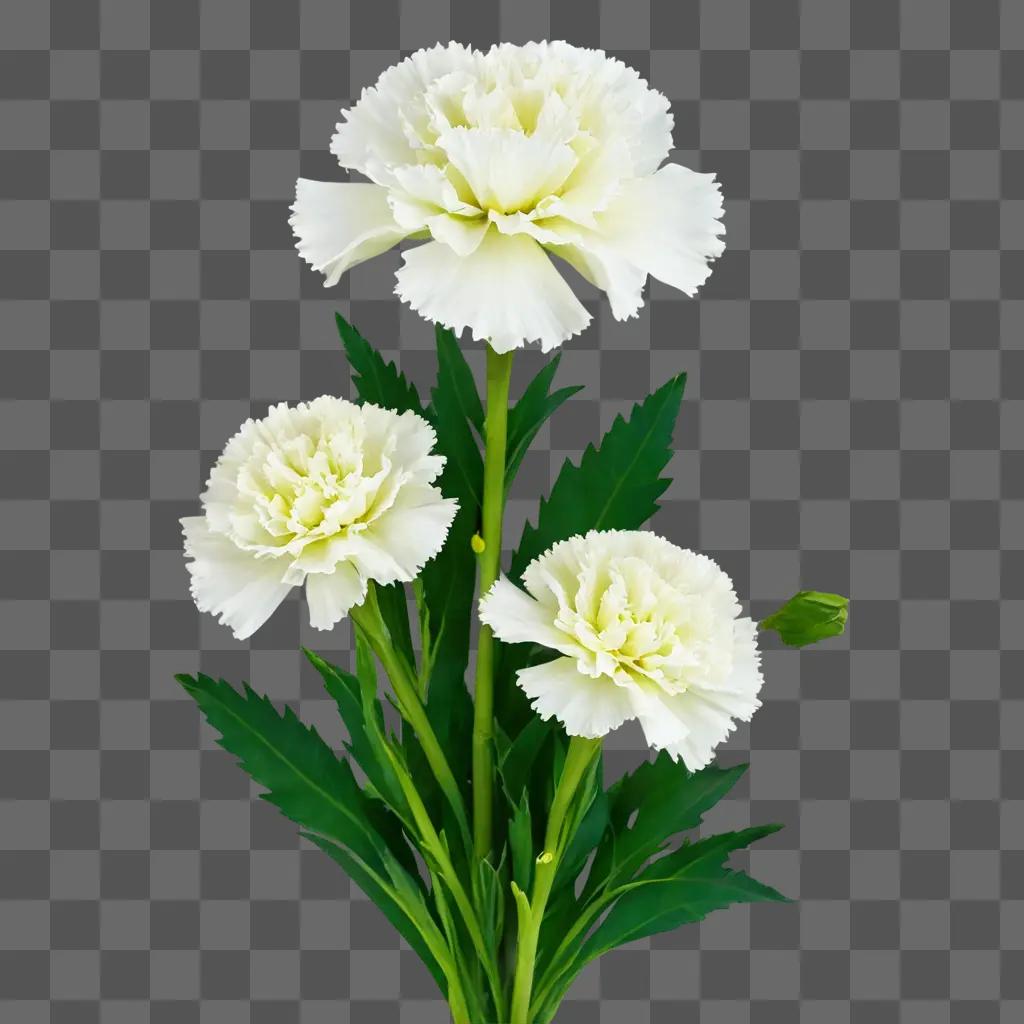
[415,326,480,808]
[175,673,389,871]
[505,355,583,488]
[434,323,484,436]
[761,590,849,647]
[335,312,423,415]
[305,831,449,995]
[583,754,748,900]
[537,825,784,1016]
[303,649,409,821]
[579,826,786,961]
[509,372,686,581]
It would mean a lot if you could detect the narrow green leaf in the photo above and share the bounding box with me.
[305,832,449,994]
[304,649,411,828]
[498,716,556,804]
[415,325,481,804]
[434,323,484,436]
[429,327,484,507]
[335,312,423,415]
[505,355,583,488]
[175,673,387,871]
[583,755,747,900]
[509,373,686,581]
[761,590,849,647]
[579,827,787,962]
[508,792,535,896]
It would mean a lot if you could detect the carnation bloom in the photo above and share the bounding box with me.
[479,530,762,770]
[182,397,457,640]
[291,40,725,353]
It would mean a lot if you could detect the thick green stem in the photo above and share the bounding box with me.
[351,588,470,845]
[509,736,601,1024]
[472,345,514,861]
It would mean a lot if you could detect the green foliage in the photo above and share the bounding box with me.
[510,372,686,581]
[497,374,689,737]
[531,759,783,1022]
[577,825,786,961]
[418,325,481,805]
[583,753,748,899]
[179,320,808,1023]
[505,355,583,489]
[761,590,850,647]
[335,312,423,415]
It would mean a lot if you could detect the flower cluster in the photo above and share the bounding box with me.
[291,40,724,352]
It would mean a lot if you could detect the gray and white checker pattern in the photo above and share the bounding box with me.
[1,0,1021,1020]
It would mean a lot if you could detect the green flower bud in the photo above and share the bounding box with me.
[760,591,849,648]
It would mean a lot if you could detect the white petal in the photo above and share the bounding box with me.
[330,42,480,178]
[628,685,740,772]
[439,126,578,216]
[426,213,491,256]
[290,179,408,287]
[549,238,647,321]
[479,577,570,649]
[395,231,591,352]
[182,517,293,641]
[359,494,458,582]
[593,163,725,297]
[517,657,636,739]
[305,563,367,631]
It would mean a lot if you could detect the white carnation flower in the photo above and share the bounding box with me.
[291,40,725,353]
[182,396,457,640]
[479,530,762,770]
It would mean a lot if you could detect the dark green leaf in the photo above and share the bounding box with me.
[335,313,423,415]
[505,355,583,488]
[583,754,747,899]
[498,715,556,804]
[508,792,534,895]
[761,590,849,647]
[303,649,409,820]
[578,826,786,963]
[415,326,481,806]
[509,373,686,581]
[305,832,449,995]
[433,323,484,436]
[176,673,386,866]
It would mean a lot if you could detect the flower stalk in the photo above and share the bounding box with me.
[472,344,514,861]
[509,735,601,1024]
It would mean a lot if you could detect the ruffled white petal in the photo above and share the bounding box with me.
[517,657,636,739]
[360,494,458,581]
[395,231,591,352]
[182,517,293,640]
[290,179,408,287]
[479,577,571,649]
[305,563,367,631]
[591,164,725,297]
[439,126,578,216]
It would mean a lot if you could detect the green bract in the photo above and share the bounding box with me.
[176,315,848,1024]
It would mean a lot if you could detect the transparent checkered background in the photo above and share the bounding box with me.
[1,0,1022,1020]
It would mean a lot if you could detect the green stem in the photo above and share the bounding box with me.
[351,586,470,846]
[509,736,601,1024]
[383,741,506,1021]
[472,345,514,861]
